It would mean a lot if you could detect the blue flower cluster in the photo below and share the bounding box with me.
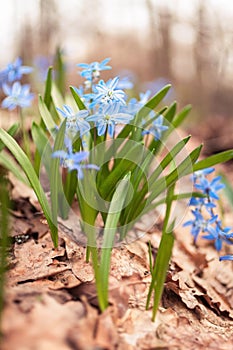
[0,57,34,110]
[53,58,168,178]
[184,168,233,261]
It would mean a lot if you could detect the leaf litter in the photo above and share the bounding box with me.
[1,175,233,350]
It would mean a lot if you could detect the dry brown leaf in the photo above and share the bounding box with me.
[64,238,94,282]
[2,293,84,350]
[8,233,70,284]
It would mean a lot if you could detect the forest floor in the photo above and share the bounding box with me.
[1,123,233,350]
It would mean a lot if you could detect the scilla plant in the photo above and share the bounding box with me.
[0,55,233,320]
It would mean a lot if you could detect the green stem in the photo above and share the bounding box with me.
[146,184,175,321]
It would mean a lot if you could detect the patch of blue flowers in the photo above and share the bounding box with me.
[184,167,233,261]
[52,58,168,178]
[0,57,34,110]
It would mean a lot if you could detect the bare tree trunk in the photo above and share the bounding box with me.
[39,0,59,56]
[146,1,173,79]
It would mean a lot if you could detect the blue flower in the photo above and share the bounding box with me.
[4,57,33,83]
[86,103,133,138]
[116,76,134,90]
[52,139,99,179]
[1,82,34,110]
[56,105,90,138]
[202,221,233,251]
[194,176,225,200]
[0,69,8,88]
[91,77,126,107]
[139,90,151,105]
[77,58,111,81]
[142,115,168,140]
[183,208,217,242]
[193,167,215,182]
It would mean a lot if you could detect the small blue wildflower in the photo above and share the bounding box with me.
[184,166,233,258]
[77,58,111,81]
[193,167,215,182]
[202,221,233,251]
[194,176,225,200]
[189,196,216,210]
[142,115,168,140]
[1,82,34,110]
[86,103,133,138]
[90,77,126,107]
[56,105,90,138]
[0,69,8,88]
[116,76,134,90]
[52,139,99,180]
[139,90,151,105]
[4,57,33,83]
[183,208,217,242]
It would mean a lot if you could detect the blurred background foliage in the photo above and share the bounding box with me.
[1,0,233,153]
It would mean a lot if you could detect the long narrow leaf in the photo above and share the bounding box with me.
[0,128,58,247]
[44,66,53,108]
[193,150,233,171]
[38,95,57,138]
[172,105,192,128]
[0,151,30,186]
[31,122,52,174]
[70,86,87,110]
[100,173,131,307]
[50,119,67,223]
[0,123,19,152]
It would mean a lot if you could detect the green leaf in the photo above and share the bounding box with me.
[99,173,131,309]
[146,184,175,321]
[99,143,142,199]
[38,95,57,138]
[0,123,19,152]
[70,86,87,110]
[31,122,52,174]
[51,83,65,111]
[50,119,67,223]
[44,66,53,108]
[0,150,30,186]
[148,135,191,190]
[120,135,192,228]
[193,150,233,172]
[151,231,174,321]
[53,47,66,97]
[172,105,192,128]
[163,101,177,123]
[140,84,171,112]
[0,128,58,247]
[125,144,202,228]
[148,144,203,201]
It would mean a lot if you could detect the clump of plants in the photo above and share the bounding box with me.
[0,53,232,321]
